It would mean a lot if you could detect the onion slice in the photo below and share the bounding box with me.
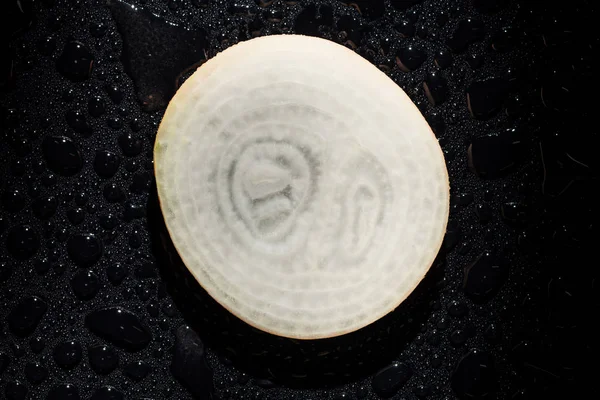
[154,34,450,340]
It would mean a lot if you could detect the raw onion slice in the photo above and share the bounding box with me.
[154,34,449,340]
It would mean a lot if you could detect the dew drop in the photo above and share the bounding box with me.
[7,224,40,260]
[88,345,119,374]
[67,233,103,267]
[56,40,94,81]
[42,136,83,176]
[71,270,100,300]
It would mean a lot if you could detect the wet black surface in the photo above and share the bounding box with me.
[1,0,599,399]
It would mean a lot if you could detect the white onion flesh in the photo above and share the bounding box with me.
[154,34,450,340]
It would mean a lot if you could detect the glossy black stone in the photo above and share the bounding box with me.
[29,337,45,353]
[46,384,80,400]
[7,296,47,337]
[90,386,124,400]
[42,136,83,176]
[124,360,152,381]
[71,270,100,299]
[452,350,496,399]
[67,233,103,267]
[88,345,119,374]
[171,325,214,399]
[372,362,413,398]
[56,40,94,81]
[85,307,152,351]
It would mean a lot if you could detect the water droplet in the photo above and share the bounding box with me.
[99,213,119,230]
[450,328,469,346]
[85,307,152,351]
[109,0,207,112]
[130,171,151,194]
[128,229,142,248]
[71,270,100,300]
[124,360,151,381]
[472,0,508,14]
[372,361,413,398]
[66,110,93,136]
[491,26,517,52]
[451,350,496,399]
[25,361,48,384]
[294,4,322,37]
[105,84,124,104]
[56,40,94,81]
[67,233,103,267]
[7,224,40,260]
[90,22,107,38]
[103,183,126,203]
[396,46,426,72]
[447,19,485,53]
[424,70,449,106]
[171,325,214,399]
[395,19,415,37]
[90,386,124,400]
[118,133,143,157]
[107,116,123,129]
[7,296,47,337]
[467,129,524,178]
[474,203,492,224]
[501,202,528,226]
[3,188,25,212]
[4,380,28,400]
[123,201,145,221]
[67,207,85,225]
[447,300,469,317]
[53,340,82,369]
[32,196,58,220]
[434,49,453,69]
[0,352,10,374]
[88,345,119,374]
[88,96,106,117]
[34,258,51,274]
[467,78,509,119]
[29,337,45,353]
[93,150,120,178]
[135,262,157,279]
[47,383,80,400]
[42,136,83,176]
[390,0,422,11]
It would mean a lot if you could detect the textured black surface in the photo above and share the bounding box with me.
[1,0,599,399]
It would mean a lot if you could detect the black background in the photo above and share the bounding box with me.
[1,0,598,399]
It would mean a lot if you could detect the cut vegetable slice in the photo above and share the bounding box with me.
[154,34,449,340]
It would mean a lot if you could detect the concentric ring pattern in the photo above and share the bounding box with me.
[154,34,449,339]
